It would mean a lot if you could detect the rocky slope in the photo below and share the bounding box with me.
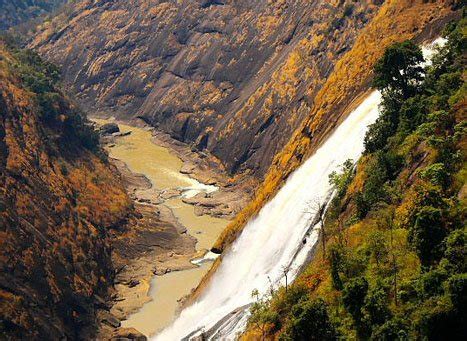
[0,40,132,339]
[31,0,387,177]
[212,0,461,252]
[244,17,466,339]
[0,0,67,31]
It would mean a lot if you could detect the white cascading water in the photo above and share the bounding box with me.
[154,39,444,341]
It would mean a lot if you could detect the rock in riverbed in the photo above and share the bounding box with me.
[112,327,147,341]
[100,311,121,328]
[160,189,182,200]
[180,162,196,174]
[100,122,120,135]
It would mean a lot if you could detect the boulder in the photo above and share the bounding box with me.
[100,123,120,135]
[100,311,121,328]
[112,328,147,341]
[159,189,182,200]
[180,162,196,174]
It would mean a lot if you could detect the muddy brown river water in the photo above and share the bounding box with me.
[93,119,228,337]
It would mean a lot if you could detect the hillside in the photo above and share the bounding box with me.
[244,17,466,340]
[3,0,464,339]
[0,40,132,339]
[0,0,68,31]
[30,0,387,176]
[212,0,460,252]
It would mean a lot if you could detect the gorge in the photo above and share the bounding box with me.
[154,38,447,340]
[0,1,465,340]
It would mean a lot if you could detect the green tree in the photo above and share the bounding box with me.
[329,244,344,290]
[283,299,338,341]
[408,206,446,267]
[444,229,467,272]
[329,159,354,198]
[373,40,425,99]
[343,276,368,333]
[250,289,278,340]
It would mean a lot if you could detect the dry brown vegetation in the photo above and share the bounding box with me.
[212,0,459,253]
[0,41,132,339]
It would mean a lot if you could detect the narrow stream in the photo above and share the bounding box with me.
[92,119,228,336]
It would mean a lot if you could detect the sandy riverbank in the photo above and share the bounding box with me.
[93,119,249,338]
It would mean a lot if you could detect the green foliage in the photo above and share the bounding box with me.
[4,40,100,153]
[356,151,403,218]
[362,283,391,327]
[419,163,450,189]
[371,317,408,341]
[366,231,388,266]
[247,17,466,341]
[398,95,429,134]
[11,48,60,94]
[249,289,279,339]
[372,40,424,99]
[342,277,368,325]
[444,229,467,273]
[408,206,446,267]
[364,96,401,153]
[446,273,467,309]
[329,244,344,290]
[329,159,354,198]
[282,299,338,341]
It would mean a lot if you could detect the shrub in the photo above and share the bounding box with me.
[419,163,450,189]
[444,229,467,272]
[408,206,446,267]
[342,277,368,326]
[371,317,409,341]
[283,299,338,341]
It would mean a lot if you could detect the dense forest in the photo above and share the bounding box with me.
[246,16,466,340]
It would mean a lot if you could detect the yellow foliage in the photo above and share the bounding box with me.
[212,0,455,253]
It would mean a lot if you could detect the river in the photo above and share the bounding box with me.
[92,119,228,336]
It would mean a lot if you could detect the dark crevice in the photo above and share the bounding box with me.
[201,1,225,9]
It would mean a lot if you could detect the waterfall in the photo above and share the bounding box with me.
[154,39,444,341]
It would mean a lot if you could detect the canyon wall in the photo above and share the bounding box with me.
[31,0,386,176]
[0,41,132,339]
[212,0,460,250]
[28,0,460,260]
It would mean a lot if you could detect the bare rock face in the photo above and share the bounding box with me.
[30,0,384,177]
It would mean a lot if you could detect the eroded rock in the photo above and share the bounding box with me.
[112,328,147,341]
[100,123,120,135]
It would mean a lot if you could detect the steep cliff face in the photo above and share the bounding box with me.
[244,17,466,338]
[213,0,460,252]
[0,41,132,339]
[0,0,67,31]
[31,0,385,176]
